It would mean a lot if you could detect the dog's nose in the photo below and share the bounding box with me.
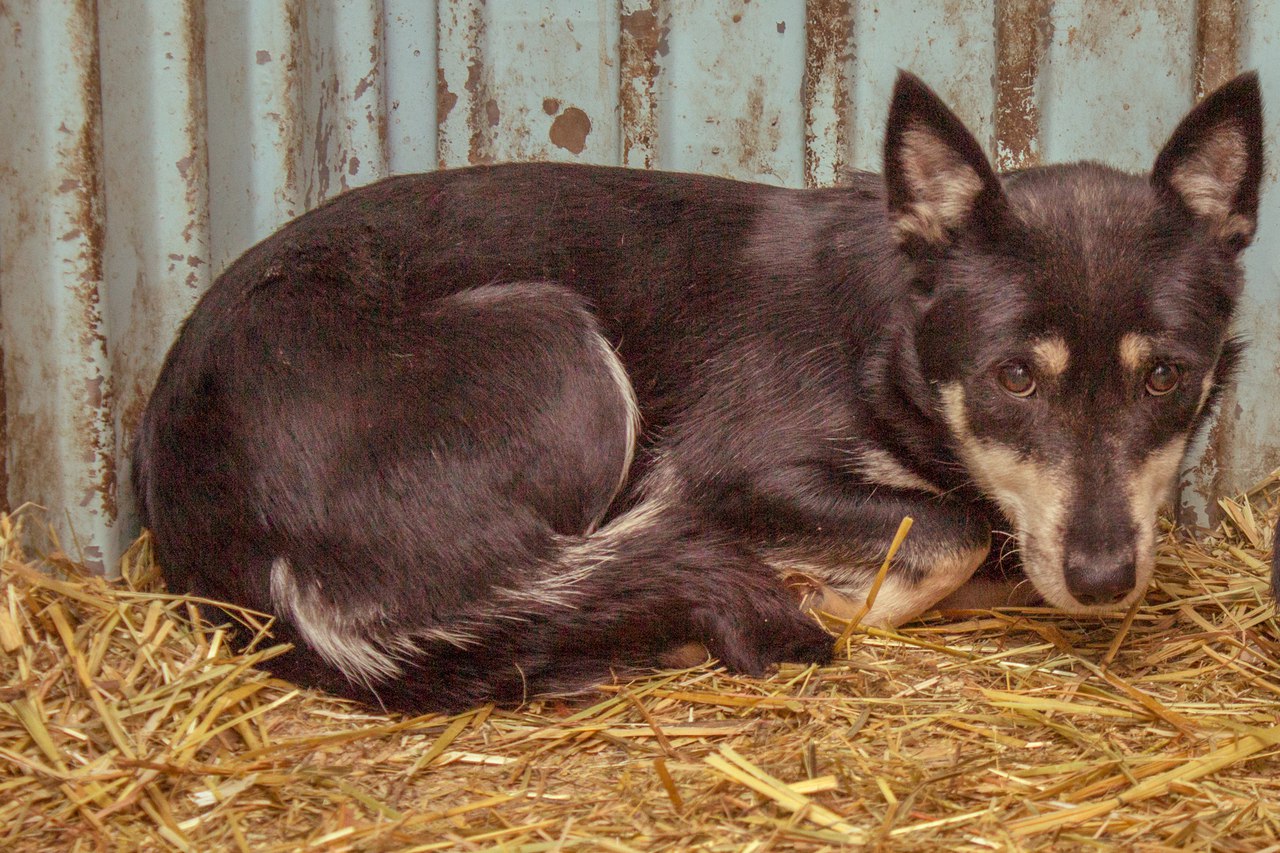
[1065,552,1136,607]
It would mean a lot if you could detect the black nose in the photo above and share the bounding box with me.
[1065,552,1136,607]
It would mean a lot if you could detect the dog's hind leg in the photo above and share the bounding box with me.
[140,281,830,713]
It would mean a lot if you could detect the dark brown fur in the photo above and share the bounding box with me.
[133,73,1264,713]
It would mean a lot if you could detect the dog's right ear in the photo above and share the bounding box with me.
[883,72,1007,254]
[1151,72,1264,253]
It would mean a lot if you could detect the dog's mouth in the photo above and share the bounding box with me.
[1000,439,1188,614]
[1016,525,1157,614]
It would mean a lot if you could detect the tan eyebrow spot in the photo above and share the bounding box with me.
[1031,336,1070,378]
[1119,333,1153,373]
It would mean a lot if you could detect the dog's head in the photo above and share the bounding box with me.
[883,72,1264,612]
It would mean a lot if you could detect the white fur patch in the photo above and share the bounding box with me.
[1167,125,1255,241]
[777,539,988,628]
[1121,434,1188,607]
[270,557,404,684]
[588,330,642,532]
[1196,371,1215,414]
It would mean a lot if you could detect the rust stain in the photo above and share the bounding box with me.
[542,97,560,116]
[367,9,389,164]
[802,0,852,188]
[179,0,209,259]
[549,107,591,155]
[310,70,337,206]
[256,49,272,65]
[1184,392,1238,527]
[69,0,117,537]
[437,66,458,126]
[619,2,663,168]
[1062,4,1148,57]
[353,70,375,101]
[463,3,496,165]
[279,0,304,216]
[1195,0,1241,98]
[485,98,500,128]
[733,81,768,173]
[994,0,1051,171]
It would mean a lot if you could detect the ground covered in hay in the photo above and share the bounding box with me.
[2,480,1279,852]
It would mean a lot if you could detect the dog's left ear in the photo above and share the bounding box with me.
[1152,72,1264,252]
[883,71,1008,253]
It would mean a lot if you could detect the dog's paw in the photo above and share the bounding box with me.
[695,600,833,677]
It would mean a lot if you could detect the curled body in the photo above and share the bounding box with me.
[133,73,1264,712]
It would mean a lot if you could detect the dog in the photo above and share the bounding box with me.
[132,72,1263,713]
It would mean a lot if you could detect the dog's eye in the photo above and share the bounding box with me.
[996,361,1036,398]
[1145,362,1180,396]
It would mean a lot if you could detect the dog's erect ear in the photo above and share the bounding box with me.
[1152,72,1264,251]
[883,71,1007,251]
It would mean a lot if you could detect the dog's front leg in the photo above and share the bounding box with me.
[779,501,993,629]
[932,566,1045,612]
[702,473,994,628]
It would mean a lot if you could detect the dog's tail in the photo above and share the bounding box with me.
[262,500,833,713]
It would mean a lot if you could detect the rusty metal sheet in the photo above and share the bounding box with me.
[1205,4,1280,513]
[98,0,211,564]
[203,1,305,275]
[803,0,855,187]
[384,1,438,174]
[438,0,622,168]
[656,0,807,184]
[849,0,998,170]
[1,1,1278,572]
[0,1,116,571]
[1036,2,1196,170]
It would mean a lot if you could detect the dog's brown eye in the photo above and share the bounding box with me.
[1145,362,1180,396]
[997,361,1036,397]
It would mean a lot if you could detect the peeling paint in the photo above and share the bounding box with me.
[462,3,495,165]
[803,0,853,188]
[620,1,662,169]
[74,0,116,536]
[1195,0,1241,97]
[437,65,457,127]
[549,106,591,154]
[994,0,1050,170]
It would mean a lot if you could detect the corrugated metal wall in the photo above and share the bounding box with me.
[1,1,1278,574]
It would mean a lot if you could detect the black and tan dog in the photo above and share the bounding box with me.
[133,72,1264,713]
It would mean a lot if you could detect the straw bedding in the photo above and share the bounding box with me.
[2,475,1278,851]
